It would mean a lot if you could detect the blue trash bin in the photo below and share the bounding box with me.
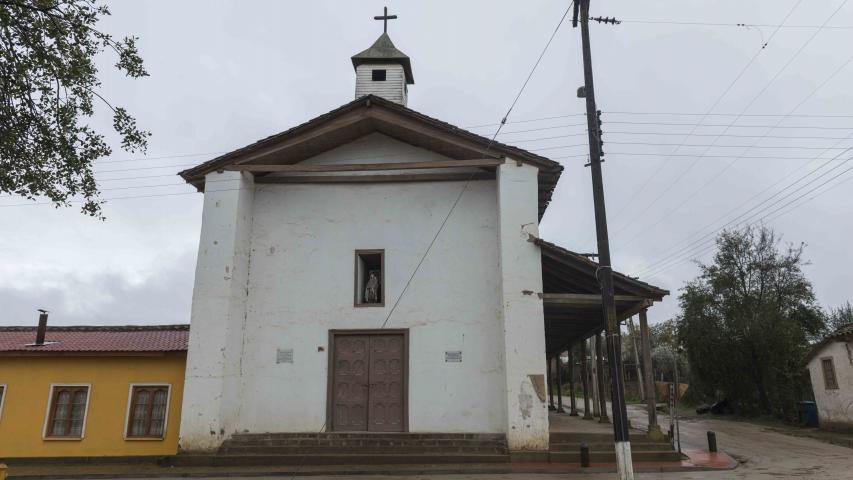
[797,401,818,427]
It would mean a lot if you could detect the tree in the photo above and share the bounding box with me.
[677,226,823,419]
[1,0,149,217]
[649,319,689,383]
[826,301,853,332]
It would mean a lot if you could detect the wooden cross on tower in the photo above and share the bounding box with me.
[374,6,397,33]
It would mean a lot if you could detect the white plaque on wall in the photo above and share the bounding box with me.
[445,351,462,363]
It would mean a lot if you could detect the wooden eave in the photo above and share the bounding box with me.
[537,238,669,356]
[178,95,563,219]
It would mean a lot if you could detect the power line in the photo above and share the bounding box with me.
[603,111,853,118]
[604,121,853,130]
[616,55,853,252]
[604,0,804,233]
[637,146,853,278]
[610,0,847,242]
[380,0,575,330]
[619,19,853,29]
[633,135,853,274]
[643,157,853,279]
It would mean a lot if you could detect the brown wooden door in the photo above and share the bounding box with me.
[368,334,404,432]
[332,335,369,431]
[330,332,405,432]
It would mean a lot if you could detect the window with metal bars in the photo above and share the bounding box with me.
[127,385,169,438]
[46,386,89,438]
[822,358,839,390]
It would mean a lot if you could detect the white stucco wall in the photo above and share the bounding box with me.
[496,161,549,451]
[180,171,255,451]
[206,135,506,438]
[180,133,551,451]
[808,340,853,431]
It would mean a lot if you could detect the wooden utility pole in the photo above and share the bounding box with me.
[574,0,634,477]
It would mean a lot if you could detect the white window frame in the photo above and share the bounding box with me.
[123,383,172,440]
[0,384,7,422]
[42,383,92,440]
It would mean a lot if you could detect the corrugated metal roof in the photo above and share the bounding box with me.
[0,325,189,354]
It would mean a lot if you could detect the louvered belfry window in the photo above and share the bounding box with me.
[127,386,169,438]
[47,386,89,437]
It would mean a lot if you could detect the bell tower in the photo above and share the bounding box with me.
[351,7,414,106]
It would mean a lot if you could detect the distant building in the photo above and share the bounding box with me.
[0,322,188,458]
[807,324,853,431]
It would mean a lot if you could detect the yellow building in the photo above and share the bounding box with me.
[0,323,187,458]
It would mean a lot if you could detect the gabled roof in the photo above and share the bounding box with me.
[352,33,414,84]
[806,323,853,362]
[0,325,189,355]
[178,95,564,219]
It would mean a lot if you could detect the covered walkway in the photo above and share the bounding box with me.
[536,238,668,437]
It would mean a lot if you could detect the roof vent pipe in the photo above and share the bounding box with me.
[35,309,49,345]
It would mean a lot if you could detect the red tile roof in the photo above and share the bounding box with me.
[0,325,189,354]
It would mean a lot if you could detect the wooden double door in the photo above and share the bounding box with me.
[328,331,407,432]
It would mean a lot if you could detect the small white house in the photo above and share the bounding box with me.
[807,324,853,431]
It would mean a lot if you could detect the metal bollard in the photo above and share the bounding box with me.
[707,430,717,452]
[580,441,590,467]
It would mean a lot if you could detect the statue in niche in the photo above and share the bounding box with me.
[365,270,381,304]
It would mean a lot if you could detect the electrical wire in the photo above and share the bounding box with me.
[615,55,853,252]
[610,0,847,243]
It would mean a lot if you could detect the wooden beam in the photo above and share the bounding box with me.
[255,172,495,184]
[542,293,647,305]
[228,158,504,173]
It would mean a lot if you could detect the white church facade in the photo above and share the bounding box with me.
[177,27,668,458]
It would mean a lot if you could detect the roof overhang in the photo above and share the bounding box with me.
[179,95,563,219]
[536,238,669,356]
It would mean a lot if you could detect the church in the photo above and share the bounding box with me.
[176,13,668,461]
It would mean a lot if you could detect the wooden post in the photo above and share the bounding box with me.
[639,309,664,439]
[590,337,600,417]
[568,347,579,416]
[627,317,646,401]
[580,339,593,419]
[547,356,556,411]
[596,332,610,423]
[556,352,565,413]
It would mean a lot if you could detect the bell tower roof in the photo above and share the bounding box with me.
[351,32,414,85]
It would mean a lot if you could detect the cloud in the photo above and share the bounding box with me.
[0,252,195,326]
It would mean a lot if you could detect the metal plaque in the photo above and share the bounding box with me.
[445,350,462,363]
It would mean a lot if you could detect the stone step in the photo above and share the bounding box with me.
[223,438,507,448]
[171,453,511,467]
[549,442,674,452]
[549,432,664,442]
[549,450,683,463]
[228,432,505,441]
[220,445,508,455]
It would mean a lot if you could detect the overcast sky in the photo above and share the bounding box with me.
[2,0,852,327]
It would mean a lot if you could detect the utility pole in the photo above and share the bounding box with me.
[573,1,634,478]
